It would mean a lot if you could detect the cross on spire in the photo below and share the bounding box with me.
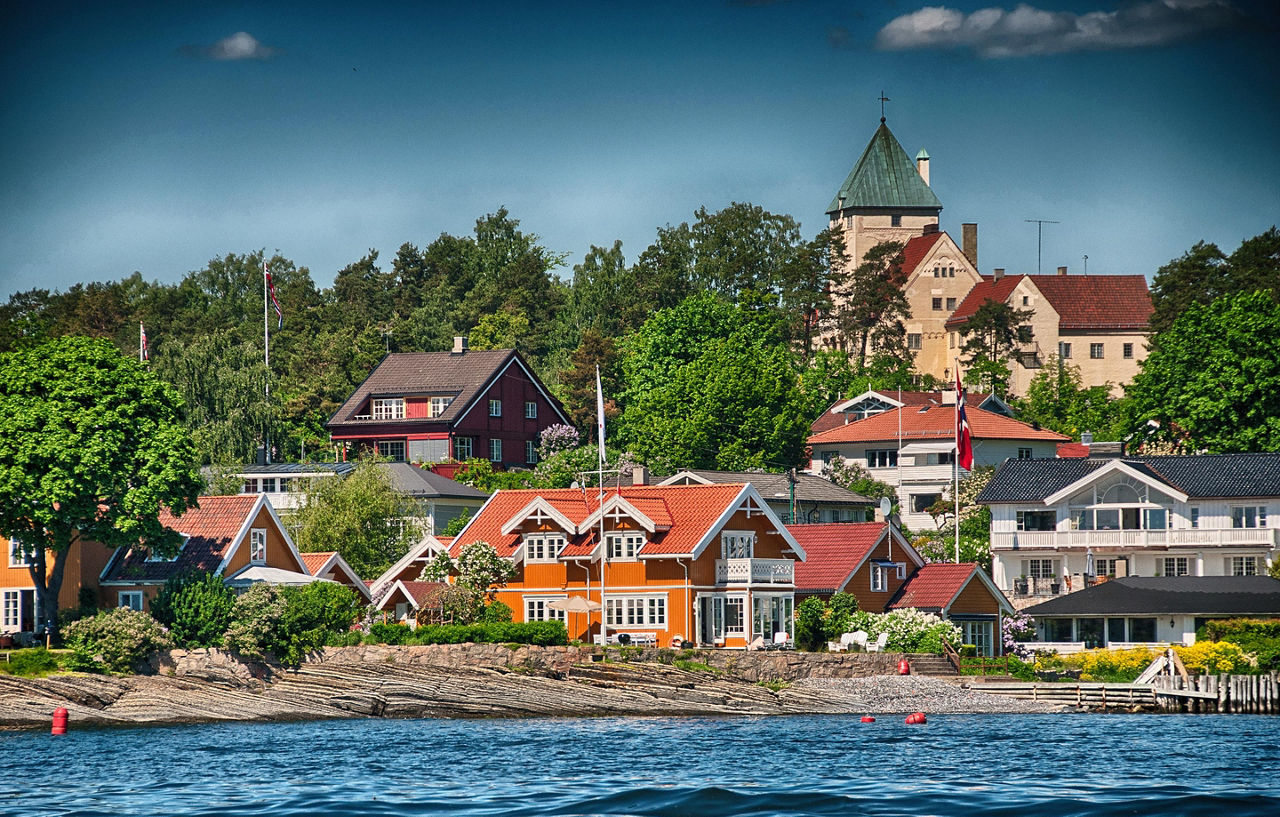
[879,91,890,123]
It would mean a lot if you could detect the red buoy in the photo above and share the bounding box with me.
[860,716,875,723]
[51,707,68,736]
[905,712,927,725]
[898,659,910,675]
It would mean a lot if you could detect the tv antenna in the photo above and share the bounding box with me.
[1025,219,1059,274]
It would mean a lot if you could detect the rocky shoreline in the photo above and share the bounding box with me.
[0,645,1058,729]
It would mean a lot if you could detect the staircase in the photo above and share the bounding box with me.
[904,655,958,676]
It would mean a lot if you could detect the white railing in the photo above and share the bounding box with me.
[1018,640,1182,655]
[992,528,1279,550]
[715,558,794,585]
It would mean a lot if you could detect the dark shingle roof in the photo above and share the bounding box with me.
[827,122,942,215]
[978,453,1280,503]
[661,470,873,506]
[383,463,489,500]
[1024,576,1280,617]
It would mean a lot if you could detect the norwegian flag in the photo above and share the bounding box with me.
[956,370,974,471]
[140,322,149,362]
[264,261,283,329]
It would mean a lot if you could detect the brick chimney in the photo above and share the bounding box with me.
[962,223,978,268]
[993,267,1004,282]
[915,149,930,186]
[451,336,468,354]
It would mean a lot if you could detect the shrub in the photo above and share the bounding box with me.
[824,593,860,641]
[1200,618,1280,672]
[795,596,827,651]
[409,621,567,646]
[0,647,61,677]
[369,622,413,645]
[63,608,173,674]
[150,572,236,648]
[877,608,962,654]
[223,584,288,661]
[1175,640,1253,675]
[479,600,513,624]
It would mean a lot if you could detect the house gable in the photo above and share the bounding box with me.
[1043,459,1189,506]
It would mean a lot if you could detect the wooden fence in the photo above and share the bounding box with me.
[969,674,1280,713]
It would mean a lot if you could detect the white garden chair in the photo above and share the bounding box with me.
[867,632,889,653]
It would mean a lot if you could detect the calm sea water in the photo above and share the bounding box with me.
[4,714,1278,816]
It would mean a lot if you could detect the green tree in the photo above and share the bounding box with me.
[560,329,620,429]
[468,307,531,352]
[823,456,896,504]
[420,541,517,624]
[0,336,201,636]
[1129,290,1280,452]
[1149,228,1280,334]
[956,299,1034,396]
[149,572,237,648]
[830,240,912,373]
[290,458,422,579]
[1016,355,1131,441]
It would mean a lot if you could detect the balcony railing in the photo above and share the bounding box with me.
[992,528,1279,550]
[715,558,794,585]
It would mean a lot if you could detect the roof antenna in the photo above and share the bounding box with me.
[1024,219,1060,274]
[878,91,890,123]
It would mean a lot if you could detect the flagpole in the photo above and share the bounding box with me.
[596,365,607,646]
[263,259,271,464]
[954,358,962,563]
[139,322,144,363]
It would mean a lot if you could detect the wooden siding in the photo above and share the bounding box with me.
[839,535,910,612]
[222,507,303,576]
[947,575,1002,616]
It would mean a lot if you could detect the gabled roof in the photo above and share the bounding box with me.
[658,470,873,506]
[326,348,570,429]
[1024,576,1280,617]
[449,483,796,561]
[808,405,1067,446]
[789,523,919,595]
[378,579,448,611]
[978,453,1280,504]
[811,390,1011,435]
[901,231,946,275]
[101,494,292,585]
[945,274,1153,332]
[888,563,1011,614]
[827,122,943,215]
[299,550,373,601]
[383,463,490,501]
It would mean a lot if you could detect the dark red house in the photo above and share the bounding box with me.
[326,339,572,468]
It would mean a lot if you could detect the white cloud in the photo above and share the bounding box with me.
[182,31,280,61]
[875,1,1246,58]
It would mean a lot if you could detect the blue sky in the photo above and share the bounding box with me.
[2,1,1277,297]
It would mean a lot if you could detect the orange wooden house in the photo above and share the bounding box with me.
[445,482,806,647]
[2,534,114,635]
[789,522,1012,655]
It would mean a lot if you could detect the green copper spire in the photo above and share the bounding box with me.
[827,123,943,215]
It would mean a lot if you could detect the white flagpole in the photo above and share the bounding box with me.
[596,365,607,645]
[954,358,961,563]
[139,322,144,363]
[263,259,271,464]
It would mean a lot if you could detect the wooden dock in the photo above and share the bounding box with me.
[966,681,1156,709]
[966,673,1280,713]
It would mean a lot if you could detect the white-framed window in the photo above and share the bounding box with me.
[946,297,957,310]
[525,596,567,623]
[524,533,565,563]
[1229,556,1259,576]
[1023,558,1058,580]
[866,449,897,468]
[962,621,994,657]
[525,440,538,465]
[720,531,754,560]
[489,399,502,417]
[376,440,406,461]
[870,561,905,593]
[429,396,452,417]
[261,477,277,493]
[454,436,473,460]
[1123,343,1134,359]
[1016,510,1056,531]
[907,333,922,350]
[524,401,537,419]
[1017,448,1034,459]
[8,538,31,568]
[925,451,954,466]
[1232,506,1268,529]
[118,591,144,611]
[144,536,184,563]
[1095,557,1119,577]
[1161,557,1189,576]
[1059,342,1072,359]
[605,595,666,628]
[2,590,21,630]
[250,528,267,564]
[489,438,502,462]
[1189,507,1200,529]
[606,532,644,561]
[242,478,259,494]
[372,398,405,420]
[1090,343,1105,359]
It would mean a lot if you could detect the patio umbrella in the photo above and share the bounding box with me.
[1085,548,1095,577]
[548,596,602,641]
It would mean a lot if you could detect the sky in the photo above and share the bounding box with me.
[2,1,1278,298]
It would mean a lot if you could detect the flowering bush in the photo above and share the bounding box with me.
[538,424,580,459]
[1175,640,1253,675]
[1002,611,1037,660]
[222,584,288,661]
[63,608,173,674]
[877,608,962,654]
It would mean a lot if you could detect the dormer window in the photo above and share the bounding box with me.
[606,532,644,561]
[429,396,452,418]
[8,539,32,568]
[145,534,188,563]
[372,398,405,420]
[524,533,565,563]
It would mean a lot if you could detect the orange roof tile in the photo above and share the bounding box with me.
[789,523,888,594]
[945,274,1152,331]
[103,495,262,583]
[901,231,945,276]
[449,484,748,560]
[1056,442,1090,458]
[808,405,1067,445]
[300,551,336,574]
[888,563,979,611]
[810,390,999,435]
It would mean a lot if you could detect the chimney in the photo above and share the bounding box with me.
[923,222,939,235]
[962,223,978,268]
[915,149,930,186]
[993,267,1004,282]
[1081,430,1094,445]
[451,336,468,354]
[631,465,649,487]
[1087,441,1125,458]
[1057,266,1068,276]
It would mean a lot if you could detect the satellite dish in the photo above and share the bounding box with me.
[879,497,892,519]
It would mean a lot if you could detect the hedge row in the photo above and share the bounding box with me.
[368,620,568,646]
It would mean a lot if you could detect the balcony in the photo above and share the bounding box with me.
[715,558,794,585]
[991,528,1280,551]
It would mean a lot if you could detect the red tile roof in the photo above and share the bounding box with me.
[450,484,748,559]
[945,274,1152,331]
[810,391,999,435]
[789,523,888,594]
[400,580,447,606]
[102,495,261,583]
[300,551,335,574]
[808,405,1068,445]
[901,231,945,276]
[888,563,979,611]
[1056,442,1090,458]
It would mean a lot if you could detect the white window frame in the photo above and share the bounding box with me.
[1161,556,1189,577]
[8,538,31,568]
[605,594,666,628]
[866,449,897,468]
[1090,343,1105,359]
[429,396,451,418]
[1229,556,1258,576]
[454,436,473,460]
[250,528,267,564]
[1189,506,1200,529]
[1231,506,1268,529]
[1095,557,1119,578]
[963,621,994,657]
[242,478,259,494]
[489,399,502,417]
[1023,558,1058,580]
[1123,343,1134,359]
[606,532,645,561]
[907,333,922,350]
[1059,342,1072,359]
[524,401,537,419]
[489,438,502,462]
[871,563,888,592]
[1017,447,1034,459]
[720,531,754,560]
[525,596,567,623]
[376,440,406,461]
[118,591,144,611]
[372,398,406,420]
[2,590,21,630]
[524,533,565,563]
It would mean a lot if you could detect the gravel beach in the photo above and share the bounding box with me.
[787,676,1061,714]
